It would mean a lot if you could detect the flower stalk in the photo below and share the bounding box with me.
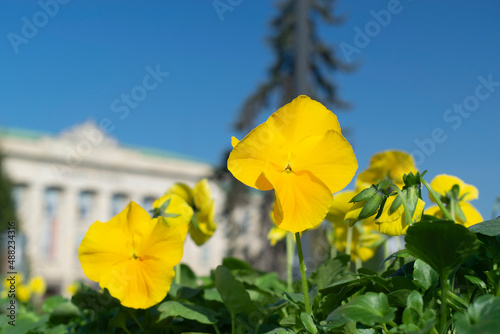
[286,231,295,293]
[295,232,312,314]
[421,178,454,221]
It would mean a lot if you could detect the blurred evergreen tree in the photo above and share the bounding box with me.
[234,0,353,131]
[215,0,353,272]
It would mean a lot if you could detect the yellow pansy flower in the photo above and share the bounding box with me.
[425,174,483,227]
[17,284,31,303]
[327,191,382,262]
[375,196,425,236]
[356,150,417,191]
[29,276,46,296]
[228,95,358,233]
[159,179,217,246]
[3,273,23,289]
[267,225,288,246]
[78,201,186,309]
[66,282,80,296]
[153,194,193,233]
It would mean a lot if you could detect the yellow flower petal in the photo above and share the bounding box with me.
[189,179,217,246]
[267,226,288,246]
[228,122,287,190]
[327,191,357,223]
[154,194,194,229]
[429,174,479,202]
[79,201,185,309]
[376,196,425,236]
[166,183,194,206]
[344,201,366,226]
[231,136,240,148]
[425,202,483,228]
[263,163,332,233]
[291,130,358,194]
[266,95,342,149]
[17,285,31,303]
[356,150,417,190]
[29,276,46,296]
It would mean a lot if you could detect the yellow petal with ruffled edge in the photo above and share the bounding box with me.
[376,196,425,236]
[429,174,479,202]
[166,183,194,207]
[263,163,332,233]
[228,122,287,191]
[356,150,417,191]
[79,201,184,309]
[291,130,357,194]
[266,95,342,149]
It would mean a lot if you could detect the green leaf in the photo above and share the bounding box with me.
[406,290,424,315]
[469,217,500,236]
[300,312,318,333]
[387,289,412,308]
[158,301,217,324]
[455,295,500,334]
[405,220,479,279]
[215,265,256,315]
[2,313,48,334]
[222,257,254,271]
[339,292,396,326]
[42,295,68,314]
[464,275,487,292]
[49,301,81,325]
[310,254,349,289]
[412,259,439,291]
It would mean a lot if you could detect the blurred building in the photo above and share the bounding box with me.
[0,122,226,294]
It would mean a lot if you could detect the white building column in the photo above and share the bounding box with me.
[59,186,78,291]
[23,182,44,277]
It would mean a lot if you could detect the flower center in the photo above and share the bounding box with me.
[284,163,292,174]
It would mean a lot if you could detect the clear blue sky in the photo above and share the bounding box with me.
[1,0,499,218]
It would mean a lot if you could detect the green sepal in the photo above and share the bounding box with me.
[349,185,377,203]
[359,191,384,220]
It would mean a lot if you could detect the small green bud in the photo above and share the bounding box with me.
[350,185,377,203]
[389,194,403,214]
[359,191,385,220]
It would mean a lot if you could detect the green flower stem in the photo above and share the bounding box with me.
[286,232,295,293]
[346,226,353,257]
[231,312,236,334]
[421,178,454,222]
[128,310,144,332]
[175,264,181,284]
[394,186,413,225]
[212,324,222,334]
[295,232,312,314]
[388,320,398,328]
[384,240,390,271]
[440,276,449,333]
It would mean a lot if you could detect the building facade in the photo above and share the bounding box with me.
[0,122,226,293]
